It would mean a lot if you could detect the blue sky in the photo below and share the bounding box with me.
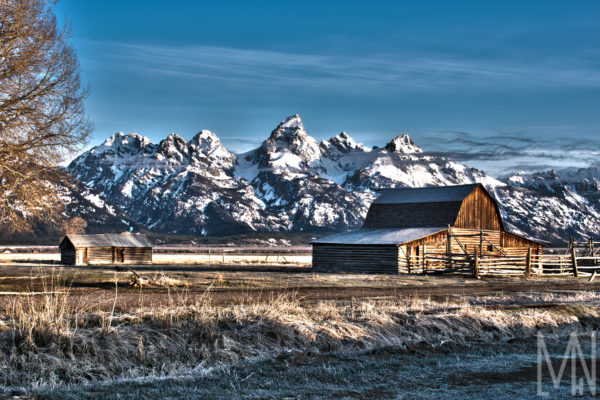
[56,0,600,177]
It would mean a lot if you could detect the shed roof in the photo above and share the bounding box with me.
[312,227,445,245]
[65,234,152,248]
[374,184,480,204]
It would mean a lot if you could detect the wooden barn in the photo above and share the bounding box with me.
[312,184,543,274]
[59,234,152,265]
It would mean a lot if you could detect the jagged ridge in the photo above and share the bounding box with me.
[66,115,600,241]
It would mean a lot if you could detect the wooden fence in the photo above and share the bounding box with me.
[406,247,600,278]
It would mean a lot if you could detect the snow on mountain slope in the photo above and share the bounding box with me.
[68,115,600,241]
[59,172,140,233]
[501,167,600,240]
[232,115,366,231]
[0,169,139,244]
[69,130,271,236]
[507,167,600,208]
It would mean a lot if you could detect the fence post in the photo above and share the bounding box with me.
[473,245,480,278]
[446,229,452,270]
[525,247,532,278]
[407,247,412,274]
[571,245,579,277]
[479,230,483,257]
[421,245,427,274]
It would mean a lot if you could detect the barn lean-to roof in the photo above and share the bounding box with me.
[62,234,152,248]
[312,227,445,245]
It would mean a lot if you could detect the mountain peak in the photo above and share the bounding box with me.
[331,131,358,147]
[190,130,232,158]
[157,133,188,159]
[101,132,153,152]
[268,114,307,142]
[166,132,184,140]
[321,131,366,155]
[190,130,221,148]
[253,114,320,172]
[278,114,304,130]
[384,134,422,154]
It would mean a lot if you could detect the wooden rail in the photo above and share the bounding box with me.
[400,251,600,278]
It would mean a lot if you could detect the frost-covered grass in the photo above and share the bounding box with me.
[0,271,599,398]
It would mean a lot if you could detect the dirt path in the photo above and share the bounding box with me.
[1,263,599,312]
[2,278,597,313]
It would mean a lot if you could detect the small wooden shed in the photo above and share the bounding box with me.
[312,183,543,274]
[59,234,152,265]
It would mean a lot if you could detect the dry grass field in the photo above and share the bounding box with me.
[0,257,599,399]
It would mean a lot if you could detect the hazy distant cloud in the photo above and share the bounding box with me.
[82,41,600,94]
[418,130,600,176]
[221,136,263,153]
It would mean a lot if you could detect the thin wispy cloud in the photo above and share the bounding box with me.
[75,38,600,177]
[82,41,600,94]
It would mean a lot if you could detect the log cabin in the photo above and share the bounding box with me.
[59,233,152,265]
[312,183,543,274]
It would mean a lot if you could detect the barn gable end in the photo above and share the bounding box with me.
[454,185,504,230]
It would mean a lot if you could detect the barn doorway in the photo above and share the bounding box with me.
[117,247,124,263]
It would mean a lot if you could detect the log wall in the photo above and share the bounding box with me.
[123,247,152,264]
[312,244,399,274]
[65,246,154,265]
[86,247,114,265]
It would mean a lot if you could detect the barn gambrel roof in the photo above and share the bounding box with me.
[373,184,480,204]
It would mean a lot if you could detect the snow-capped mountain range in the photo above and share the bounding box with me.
[65,115,600,242]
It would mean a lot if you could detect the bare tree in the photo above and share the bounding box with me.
[59,215,86,237]
[0,0,91,231]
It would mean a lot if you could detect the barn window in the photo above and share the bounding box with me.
[487,244,494,252]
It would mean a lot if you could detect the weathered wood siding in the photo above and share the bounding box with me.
[84,246,152,265]
[454,186,503,230]
[122,247,152,264]
[501,231,542,250]
[312,244,400,274]
[87,247,114,265]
